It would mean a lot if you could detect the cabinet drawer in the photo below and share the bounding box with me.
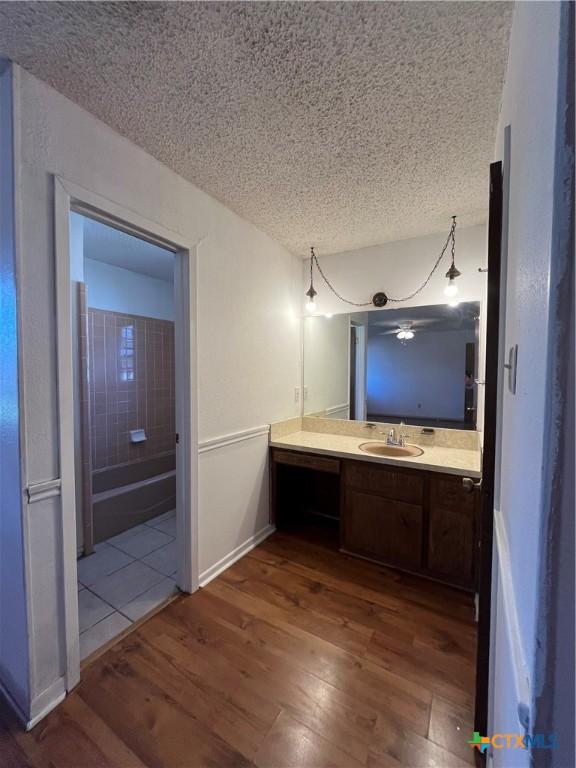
[342,489,423,569]
[430,476,475,513]
[343,461,423,504]
[272,449,340,474]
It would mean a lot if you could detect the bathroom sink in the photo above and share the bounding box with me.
[358,442,424,458]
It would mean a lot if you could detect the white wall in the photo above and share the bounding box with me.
[489,1,563,760]
[0,62,30,719]
[303,314,349,416]
[11,65,302,722]
[84,258,174,321]
[71,210,176,320]
[304,224,487,316]
[366,328,474,421]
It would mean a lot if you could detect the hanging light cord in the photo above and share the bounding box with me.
[310,216,457,306]
[311,247,372,307]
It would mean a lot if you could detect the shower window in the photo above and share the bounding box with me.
[119,323,135,382]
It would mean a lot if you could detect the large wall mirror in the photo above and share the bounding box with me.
[303,302,480,430]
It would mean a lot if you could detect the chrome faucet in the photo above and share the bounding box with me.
[366,422,407,447]
[386,427,406,447]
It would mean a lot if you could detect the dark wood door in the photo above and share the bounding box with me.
[474,161,503,735]
[342,488,423,569]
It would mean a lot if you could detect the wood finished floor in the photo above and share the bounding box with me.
[0,529,477,768]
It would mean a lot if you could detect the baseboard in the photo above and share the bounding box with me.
[199,524,275,587]
[27,677,66,730]
[0,675,66,731]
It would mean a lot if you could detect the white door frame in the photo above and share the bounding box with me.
[349,321,367,421]
[54,175,199,691]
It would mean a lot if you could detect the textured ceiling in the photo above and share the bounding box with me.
[78,214,175,282]
[0,1,512,256]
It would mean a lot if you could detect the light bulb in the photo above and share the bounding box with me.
[396,330,406,340]
[306,298,317,313]
[444,278,458,298]
[404,330,414,340]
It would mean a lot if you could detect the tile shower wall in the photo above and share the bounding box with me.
[88,308,175,470]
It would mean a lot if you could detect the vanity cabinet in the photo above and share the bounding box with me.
[341,460,478,590]
[427,475,477,587]
[270,448,480,591]
[342,491,423,569]
[341,463,424,570]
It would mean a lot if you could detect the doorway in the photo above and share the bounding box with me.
[72,212,182,659]
[349,322,367,421]
[54,177,198,689]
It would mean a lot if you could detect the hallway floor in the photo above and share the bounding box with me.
[77,509,178,659]
[2,530,477,767]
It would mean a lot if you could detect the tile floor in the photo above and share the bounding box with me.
[77,510,178,659]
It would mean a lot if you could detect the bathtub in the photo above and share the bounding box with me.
[92,453,176,543]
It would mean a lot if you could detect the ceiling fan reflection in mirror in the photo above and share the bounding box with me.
[376,320,437,343]
[396,322,415,342]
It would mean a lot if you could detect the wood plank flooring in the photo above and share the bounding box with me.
[0,529,477,767]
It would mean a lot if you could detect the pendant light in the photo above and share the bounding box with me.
[305,247,317,312]
[443,216,461,300]
[304,216,462,311]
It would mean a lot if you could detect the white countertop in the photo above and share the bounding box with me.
[270,430,482,478]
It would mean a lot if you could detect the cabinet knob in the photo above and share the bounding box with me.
[462,477,482,494]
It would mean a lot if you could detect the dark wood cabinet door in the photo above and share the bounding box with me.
[427,476,477,588]
[342,489,423,569]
